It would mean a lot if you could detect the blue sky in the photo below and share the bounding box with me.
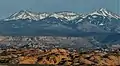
[0,0,119,19]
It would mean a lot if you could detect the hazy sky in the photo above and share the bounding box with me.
[0,0,119,19]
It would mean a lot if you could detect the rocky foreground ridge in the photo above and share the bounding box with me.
[0,48,120,66]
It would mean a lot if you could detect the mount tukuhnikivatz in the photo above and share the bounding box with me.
[0,8,120,36]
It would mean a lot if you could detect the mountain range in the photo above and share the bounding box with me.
[0,8,120,36]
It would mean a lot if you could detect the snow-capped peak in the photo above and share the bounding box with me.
[4,10,80,21]
[50,11,80,21]
[3,8,120,22]
[4,10,49,21]
[89,8,120,19]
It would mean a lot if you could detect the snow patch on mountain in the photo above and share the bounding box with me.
[4,10,49,21]
[50,11,79,21]
[86,8,120,19]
